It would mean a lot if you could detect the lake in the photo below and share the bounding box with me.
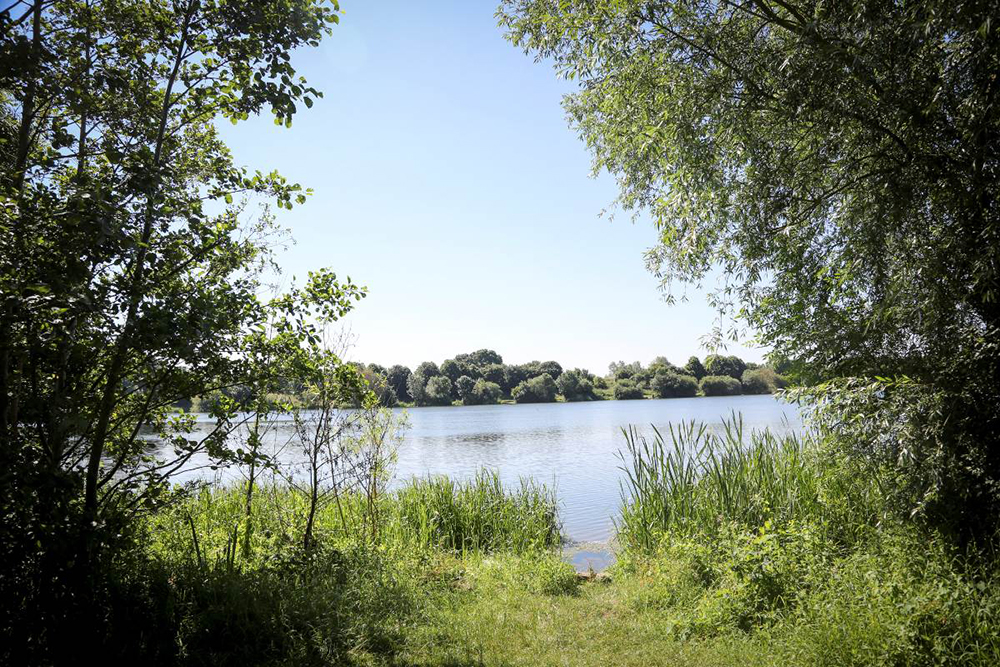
[177,394,801,545]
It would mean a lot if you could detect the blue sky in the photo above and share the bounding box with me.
[219,1,765,373]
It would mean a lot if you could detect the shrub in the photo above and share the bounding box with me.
[700,375,742,396]
[741,368,789,394]
[613,378,645,400]
[511,374,558,403]
[651,371,699,398]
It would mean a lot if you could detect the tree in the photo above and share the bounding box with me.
[424,375,453,406]
[481,363,506,386]
[651,371,699,399]
[455,375,476,404]
[407,371,429,406]
[467,348,503,367]
[499,0,1000,533]
[0,0,343,554]
[537,360,563,379]
[685,356,707,381]
[440,359,463,385]
[386,364,412,402]
[700,376,743,397]
[471,379,502,405]
[502,364,528,394]
[741,368,789,395]
[612,378,645,400]
[360,365,397,407]
[704,354,747,382]
[556,368,595,401]
[414,361,440,379]
[512,373,558,403]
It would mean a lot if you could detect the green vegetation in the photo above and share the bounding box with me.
[699,375,743,396]
[612,378,646,400]
[499,0,1000,538]
[353,350,784,407]
[609,420,1000,665]
[5,0,1000,664]
[511,372,558,404]
[651,371,699,398]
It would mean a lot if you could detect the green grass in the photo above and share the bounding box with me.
[101,426,1000,666]
[392,420,1000,667]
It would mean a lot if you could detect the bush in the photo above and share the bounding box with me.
[613,378,645,400]
[651,371,699,398]
[741,368,789,394]
[700,375,742,396]
[511,374,558,403]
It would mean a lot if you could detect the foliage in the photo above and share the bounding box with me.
[617,420,836,553]
[799,376,1000,537]
[361,364,397,407]
[705,355,747,382]
[499,0,1000,535]
[455,375,476,404]
[424,375,453,406]
[481,362,506,387]
[386,364,412,402]
[439,359,463,385]
[612,378,645,400]
[511,373,558,403]
[390,470,561,553]
[414,361,440,379]
[556,368,596,401]
[685,356,707,381]
[469,378,502,405]
[700,375,742,396]
[741,368,788,395]
[651,371,699,398]
[406,370,429,406]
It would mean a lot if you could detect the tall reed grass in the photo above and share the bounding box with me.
[387,470,561,553]
[617,417,824,554]
[148,469,561,570]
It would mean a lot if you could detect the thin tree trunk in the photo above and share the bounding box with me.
[85,0,196,516]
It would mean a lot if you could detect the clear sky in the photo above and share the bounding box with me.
[219,1,766,374]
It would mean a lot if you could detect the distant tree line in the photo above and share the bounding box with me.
[351,350,791,407]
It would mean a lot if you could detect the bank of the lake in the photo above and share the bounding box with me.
[141,418,1000,667]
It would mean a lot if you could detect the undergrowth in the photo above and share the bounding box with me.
[613,418,1000,665]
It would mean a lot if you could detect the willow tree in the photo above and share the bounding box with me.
[498,1,1000,534]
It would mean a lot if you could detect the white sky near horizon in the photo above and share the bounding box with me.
[219,1,767,374]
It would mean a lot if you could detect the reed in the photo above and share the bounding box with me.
[387,470,561,554]
[149,469,561,571]
[617,416,824,554]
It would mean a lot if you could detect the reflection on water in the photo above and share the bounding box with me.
[169,395,802,543]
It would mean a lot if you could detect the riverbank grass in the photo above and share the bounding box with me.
[106,424,1000,666]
